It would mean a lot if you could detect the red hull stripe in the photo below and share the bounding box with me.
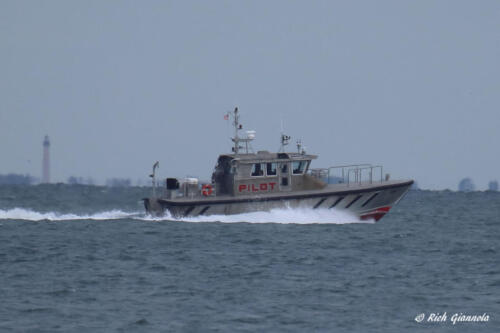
[360,206,392,221]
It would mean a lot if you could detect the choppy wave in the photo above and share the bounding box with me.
[0,207,369,224]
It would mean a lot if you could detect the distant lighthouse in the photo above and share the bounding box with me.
[42,135,50,183]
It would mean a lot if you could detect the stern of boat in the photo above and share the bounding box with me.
[143,197,164,216]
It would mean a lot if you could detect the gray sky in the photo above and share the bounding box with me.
[1,0,499,189]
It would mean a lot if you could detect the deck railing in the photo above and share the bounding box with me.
[309,164,384,186]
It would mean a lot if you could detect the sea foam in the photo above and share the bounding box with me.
[0,207,371,224]
[0,208,133,221]
[156,207,369,224]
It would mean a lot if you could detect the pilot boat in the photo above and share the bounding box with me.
[143,108,413,221]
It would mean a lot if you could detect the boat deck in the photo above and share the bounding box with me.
[158,179,414,205]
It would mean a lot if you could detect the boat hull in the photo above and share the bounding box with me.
[144,180,413,222]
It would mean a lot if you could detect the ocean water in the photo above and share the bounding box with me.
[0,185,498,332]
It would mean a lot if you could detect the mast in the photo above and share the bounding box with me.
[279,133,291,152]
[233,107,240,154]
[150,161,159,197]
[228,107,255,155]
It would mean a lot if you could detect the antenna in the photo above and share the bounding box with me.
[296,139,306,154]
[42,135,50,183]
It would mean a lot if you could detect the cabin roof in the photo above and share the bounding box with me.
[218,151,317,163]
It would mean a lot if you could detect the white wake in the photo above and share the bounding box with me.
[0,208,134,221]
[0,207,371,224]
[156,207,369,224]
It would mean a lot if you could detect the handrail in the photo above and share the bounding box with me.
[346,165,383,186]
[327,164,371,184]
[309,164,385,186]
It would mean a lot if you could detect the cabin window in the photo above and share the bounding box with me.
[251,163,265,177]
[280,163,288,173]
[267,163,277,176]
[292,161,306,174]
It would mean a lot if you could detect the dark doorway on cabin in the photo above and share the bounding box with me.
[279,162,291,191]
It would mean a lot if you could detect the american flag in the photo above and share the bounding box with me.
[224,114,229,120]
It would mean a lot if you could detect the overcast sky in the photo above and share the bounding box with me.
[1,0,499,189]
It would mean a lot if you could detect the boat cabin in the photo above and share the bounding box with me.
[211,151,325,196]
